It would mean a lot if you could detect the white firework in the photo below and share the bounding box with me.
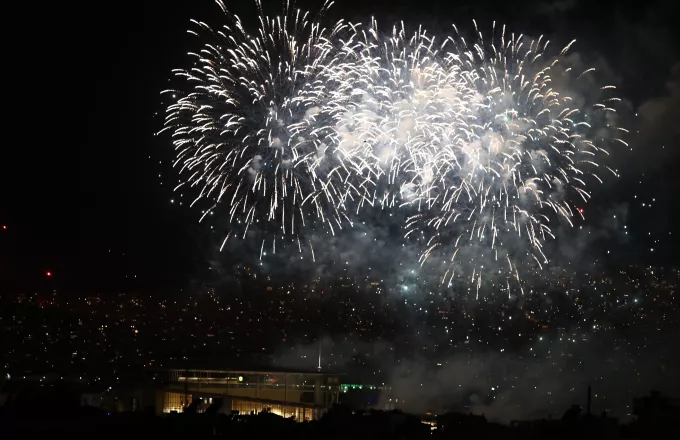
[399,22,624,297]
[161,2,625,294]
[159,0,356,258]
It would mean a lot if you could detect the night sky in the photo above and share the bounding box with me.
[2,0,679,295]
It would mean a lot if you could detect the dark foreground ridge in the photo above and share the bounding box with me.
[1,386,678,439]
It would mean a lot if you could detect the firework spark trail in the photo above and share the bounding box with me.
[161,1,623,295]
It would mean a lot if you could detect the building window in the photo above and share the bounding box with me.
[231,399,312,421]
[163,392,191,413]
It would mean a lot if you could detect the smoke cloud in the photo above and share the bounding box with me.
[272,322,680,424]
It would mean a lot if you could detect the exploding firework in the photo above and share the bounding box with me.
[159,0,356,259]
[160,1,625,293]
[398,22,627,297]
[330,18,478,212]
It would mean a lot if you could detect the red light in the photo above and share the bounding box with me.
[1,225,6,230]
[578,208,584,214]
[46,271,52,277]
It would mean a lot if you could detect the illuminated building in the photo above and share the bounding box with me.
[160,368,342,421]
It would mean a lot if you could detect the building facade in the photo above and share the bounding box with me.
[160,368,342,421]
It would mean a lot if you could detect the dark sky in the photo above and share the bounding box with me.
[2,0,679,295]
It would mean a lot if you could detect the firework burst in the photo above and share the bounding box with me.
[159,0,355,258]
[330,18,479,213]
[400,22,625,297]
[160,1,625,293]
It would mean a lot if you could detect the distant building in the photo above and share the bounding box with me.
[158,368,342,421]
